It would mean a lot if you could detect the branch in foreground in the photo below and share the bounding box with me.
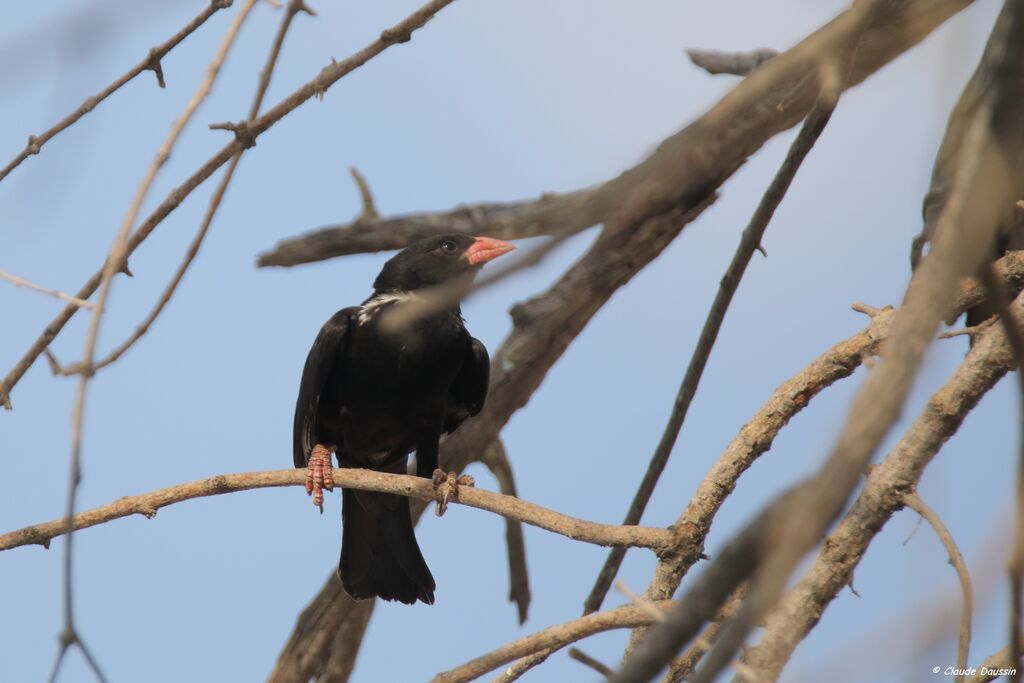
[431,601,673,683]
[0,468,672,554]
[0,0,457,410]
[256,0,968,269]
[584,56,843,616]
[741,287,1022,681]
[0,270,94,309]
[0,0,233,184]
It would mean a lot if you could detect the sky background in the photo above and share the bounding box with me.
[0,1,1019,681]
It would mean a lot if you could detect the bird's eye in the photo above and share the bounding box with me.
[440,240,458,253]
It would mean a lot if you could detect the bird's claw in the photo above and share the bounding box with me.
[432,469,474,517]
[306,444,335,514]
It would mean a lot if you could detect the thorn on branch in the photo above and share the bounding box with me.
[568,647,613,678]
[146,48,166,88]
[349,166,380,222]
[851,302,882,317]
[289,0,316,16]
[209,120,257,149]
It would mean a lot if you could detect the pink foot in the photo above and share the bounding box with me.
[305,444,335,513]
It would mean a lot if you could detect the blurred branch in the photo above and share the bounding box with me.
[741,287,1022,682]
[0,0,234,184]
[614,73,1011,683]
[431,601,674,683]
[481,440,531,625]
[583,56,843,617]
[964,634,1024,683]
[568,648,613,678]
[0,0,458,410]
[903,491,973,682]
[257,0,969,269]
[0,270,94,309]
[686,48,777,76]
[46,4,259,682]
[0,468,673,553]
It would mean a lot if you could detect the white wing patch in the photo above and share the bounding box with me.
[356,291,421,325]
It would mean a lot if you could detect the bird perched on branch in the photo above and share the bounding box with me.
[293,234,515,605]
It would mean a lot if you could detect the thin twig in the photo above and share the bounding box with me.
[0,0,233,184]
[46,5,259,682]
[583,53,843,617]
[432,602,674,683]
[69,0,314,376]
[481,440,531,625]
[568,648,614,678]
[0,0,458,410]
[0,270,94,309]
[903,491,974,682]
[0,468,673,553]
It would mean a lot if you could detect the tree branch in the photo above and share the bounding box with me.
[0,0,234,184]
[481,440,531,625]
[0,270,94,309]
[256,0,970,269]
[583,56,844,617]
[740,287,1022,681]
[903,491,974,682]
[0,468,673,554]
[431,601,673,683]
[0,0,458,410]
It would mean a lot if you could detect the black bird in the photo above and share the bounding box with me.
[293,234,514,605]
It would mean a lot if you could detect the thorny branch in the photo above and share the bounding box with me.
[46,4,260,682]
[0,0,458,410]
[0,0,234,184]
[46,0,315,378]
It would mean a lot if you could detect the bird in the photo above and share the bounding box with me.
[292,233,515,605]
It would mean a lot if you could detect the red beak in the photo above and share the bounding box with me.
[465,236,515,265]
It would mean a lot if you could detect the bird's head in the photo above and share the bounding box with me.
[372,234,515,294]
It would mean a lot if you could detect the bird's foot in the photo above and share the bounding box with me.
[432,469,474,517]
[305,444,335,514]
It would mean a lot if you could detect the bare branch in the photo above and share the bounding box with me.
[742,288,1022,681]
[75,0,314,376]
[0,270,94,309]
[964,635,1024,683]
[568,648,613,678]
[0,468,673,554]
[0,0,233,184]
[903,491,974,681]
[0,0,459,410]
[584,57,843,616]
[257,0,969,269]
[686,48,778,76]
[431,601,673,683]
[481,441,531,625]
[46,4,260,681]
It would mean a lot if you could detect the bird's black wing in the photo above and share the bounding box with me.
[293,309,355,468]
[444,336,490,434]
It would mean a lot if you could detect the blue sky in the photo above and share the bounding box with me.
[0,1,1018,681]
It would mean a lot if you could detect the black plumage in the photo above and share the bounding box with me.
[292,233,514,604]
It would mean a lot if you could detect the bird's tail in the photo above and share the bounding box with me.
[340,488,436,605]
